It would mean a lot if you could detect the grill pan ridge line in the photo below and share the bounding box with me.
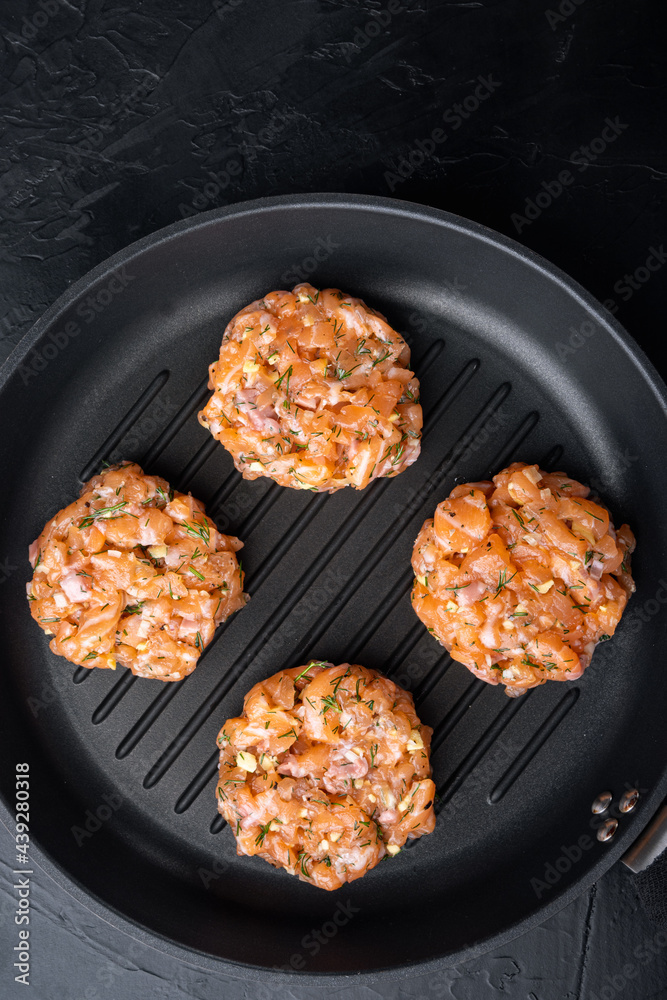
[0,193,666,985]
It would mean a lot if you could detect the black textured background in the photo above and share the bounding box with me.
[1,1,666,997]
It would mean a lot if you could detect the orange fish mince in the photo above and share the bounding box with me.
[215,662,436,890]
[27,462,247,681]
[411,462,635,697]
[198,284,422,492]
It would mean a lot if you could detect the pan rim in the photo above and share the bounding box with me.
[1,191,666,983]
[2,192,666,417]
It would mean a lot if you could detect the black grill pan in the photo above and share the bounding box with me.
[1,194,666,984]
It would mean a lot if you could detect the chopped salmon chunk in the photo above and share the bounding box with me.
[411,463,635,696]
[27,462,247,681]
[198,285,422,492]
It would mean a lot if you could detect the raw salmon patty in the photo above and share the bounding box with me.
[198,284,422,492]
[27,462,247,681]
[215,662,436,890]
[411,462,635,696]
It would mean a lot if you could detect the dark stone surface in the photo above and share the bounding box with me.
[0,1,666,997]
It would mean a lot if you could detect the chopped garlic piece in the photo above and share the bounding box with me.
[243,360,260,374]
[368,794,377,803]
[398,798,409,813]
[386,844,401,856]
[148,545,167,559]
[507,482,524,503]
[136,642,148,652]
[534,579,554,594]
[299,808,308,818]
[330,831,342,843]
[318,840,329,851]
[445,600,457,613]
[389,411,400,422]
[572,520,595,546]
[353,778,364,789]
[407,729,424,750]
[248,462,264,472]
[236,751,257,772]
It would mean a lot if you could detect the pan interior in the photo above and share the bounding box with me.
[1,199,665,975]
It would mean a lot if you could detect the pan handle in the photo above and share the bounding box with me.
[621,804,667,927]
[622,804,667,873]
